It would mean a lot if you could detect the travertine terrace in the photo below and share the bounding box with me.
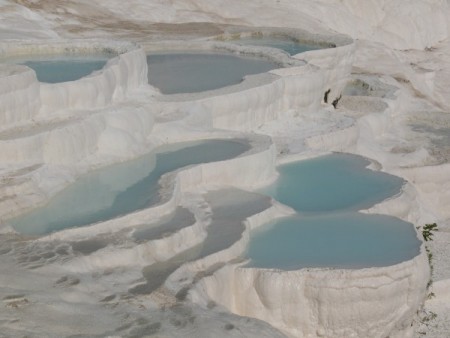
[1,1,450,337]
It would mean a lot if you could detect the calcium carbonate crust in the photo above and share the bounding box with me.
[0,28,430,338]
[188,167,429,338]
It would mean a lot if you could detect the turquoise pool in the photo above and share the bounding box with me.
[247,154,420,269]
[246,213,420,270]
[10,139,249,235]
[261,153,404,213]
[147,52,278,94]
[17,55,110,83]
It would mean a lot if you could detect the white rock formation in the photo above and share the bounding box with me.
[193,253,429,338]
[1,0,449,337]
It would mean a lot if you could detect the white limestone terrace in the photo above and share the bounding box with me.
[0,40,148,129]
[0,0,450,337]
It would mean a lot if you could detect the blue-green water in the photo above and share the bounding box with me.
[235,37,322,56]
[9,139,249,236]
[261,153,404,213]
[247,213,420,270]
[147,52,277,94]
[247,154,420,270]
[19,55,109,83]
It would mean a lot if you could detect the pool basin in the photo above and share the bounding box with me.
[147,52,278,94]
[9,139,249,235]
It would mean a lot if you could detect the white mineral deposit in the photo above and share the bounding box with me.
[1,1,449,337]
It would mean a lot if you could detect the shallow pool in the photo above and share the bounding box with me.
[246,213,421,270]
[261,153,404,213]
[17,55,110,83]
[147,52,278,94]
[234,37,323,55]
[247,153,420,269]
[9,139,249,235]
